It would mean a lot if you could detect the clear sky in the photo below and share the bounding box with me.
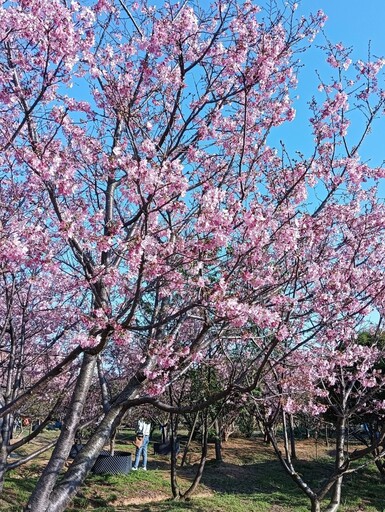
[309,0,385,57]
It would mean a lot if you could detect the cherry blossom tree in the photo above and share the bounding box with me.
[258,336,385,512]
[1,0,385,510]
[0,173,89,488]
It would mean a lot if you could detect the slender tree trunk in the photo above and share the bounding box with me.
[311,497,321,512]
[46,403,127,512]
[168,385,181,499]
[180,411,209,500]
[263,427,271,444]
[97,355,114,458]
[180,412,199,468]
[325,416,346,512]
[374,452,385,480]
[109,428,116,455]
[222,421,235,442]
[97,356,110,414]
[282,411,291,461]
[214,419,222,462]
[170,412,181,499]
[0,443,8,493]
[326,485,342,512]
[325,422,330,448]
[267,420,319,511]
[289,414,297,460]
[160,423,167,444]
[170,440,180,498]
[0,453,6,494]
[0,415,12,492]
[25,353,97,512]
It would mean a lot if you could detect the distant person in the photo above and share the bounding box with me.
[132,418,151,471]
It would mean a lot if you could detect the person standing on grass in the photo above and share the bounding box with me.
[132,418,151,471]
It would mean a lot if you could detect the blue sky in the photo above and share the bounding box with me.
[310,0,385,57]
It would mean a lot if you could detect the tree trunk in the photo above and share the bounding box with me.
[97,355,110,414]
[214,419,222,462]
[325,423,330,448]
[267,421,319,511]
[180,412,199,468]
[180,411,209,500]
[282,411,291,462]
[170,443,180,499]
[26,353,97,512]
[109,428,116,456]
[325,416,346,512]
[289,414,297,460]
[325,475,343,512]
[35,368,148,512]
[168,383,181,500]
[222,421,235,442]
[170,412,181,499]
[311,497,321,512]
[374,454,385,480]
[46,403,127,512]
[0,414,12,493]
[0,444,7,493]
[160,423,168,444]
[263,428,270,444]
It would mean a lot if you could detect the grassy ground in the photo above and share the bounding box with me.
[1,431,384,511]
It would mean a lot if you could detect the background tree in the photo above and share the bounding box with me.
[0,179,84,489]
[259,336,385,512]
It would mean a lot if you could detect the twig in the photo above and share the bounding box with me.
[117,0,144,39]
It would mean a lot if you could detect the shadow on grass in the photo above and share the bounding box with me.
[194,458,384,511]
[4,451,384,512]
[0,475,37,510]
[98,454,385,512]
[128,503,198,512]
[6,475,37,493]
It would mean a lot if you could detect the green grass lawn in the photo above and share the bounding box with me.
[1,433,384,511]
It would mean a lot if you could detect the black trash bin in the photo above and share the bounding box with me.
[92,451,132,475]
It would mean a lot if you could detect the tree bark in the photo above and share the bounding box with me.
[214,419,222,462]
[222,420,235,442]
[109,428,116,456]
[168,384,181,499]
[311,497,321,512]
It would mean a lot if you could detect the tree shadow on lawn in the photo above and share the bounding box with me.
[68,457,385,512]
[0,475,37,510]
[197,458,385,511]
